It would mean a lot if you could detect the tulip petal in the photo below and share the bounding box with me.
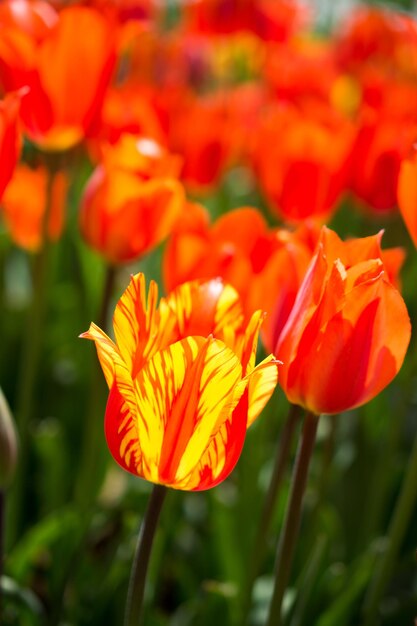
[189,390,249,491]
[80,322,120,388]
[163,279,243,340]
[131,336,244,488]
[105,382,142,476]
[235,309,264,375]
[247,355,280,427]
[113,273,175,378]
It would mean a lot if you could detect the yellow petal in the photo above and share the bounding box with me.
[80,322,120,388]
[234,309,265,375]
[246,355,279,427]
[162,279,244,340]
[133,336,244,488]
[175,342,247,486]
[112,273,176,378]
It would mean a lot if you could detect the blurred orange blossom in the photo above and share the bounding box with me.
[0,2,116,150]
[1,163,67,251]
[80,135,184,265]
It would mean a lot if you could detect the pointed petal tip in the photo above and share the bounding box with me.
[79,324,94,339]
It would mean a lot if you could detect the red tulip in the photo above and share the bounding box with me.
[253,103,354,222]
[275,227,411,415]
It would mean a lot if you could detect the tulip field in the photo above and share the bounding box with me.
[2,0,417,625]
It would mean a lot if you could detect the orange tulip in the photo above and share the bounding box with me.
[1,164,67,252]
[253,103,354,222]
[275,227,411,415]
[0,3,116,150]
[398,147,417,249]
[264,36,360,116]
[80,135,184,265]
[0,91,21,201]
[82,274,278,490]
[164,204,273,302]
[349,108,417,213]
[167,92,234,193]
[336,6,417,81]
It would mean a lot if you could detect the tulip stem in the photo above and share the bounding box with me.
[362,432,417,626]
[266,411,320,626]
[240,403,301,624]
[7,166,56,547]
[125,484,167,626]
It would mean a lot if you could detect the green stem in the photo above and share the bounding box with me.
[125,484,167,626]
[74,264,117,511]
[362,432,417,626]
[266,411,320,626]
[7,167,56,547]
[241,404,301,624]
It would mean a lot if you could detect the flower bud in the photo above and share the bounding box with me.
[0,387,18,489]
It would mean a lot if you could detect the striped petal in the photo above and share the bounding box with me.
[105,382,143,476]
[133,336,244,488]
[112,273,176,378]
[246,355,280,427]
[162,279,244,340]
[234,309,265,375]
[80,322,120,388]
[185,391,249,491]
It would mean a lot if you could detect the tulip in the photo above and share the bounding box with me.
[81,274,278,490]
[335,5,417,79]
[349,108,417,213]
[164,204,277,306]
[275,227,411,415]
[253,103,354,222]
[0,3,116,150]
[1,164,67,251]
[80,135,184,265]
[166,92,234,193]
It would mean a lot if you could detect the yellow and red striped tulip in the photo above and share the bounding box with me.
[82,274,278,490]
